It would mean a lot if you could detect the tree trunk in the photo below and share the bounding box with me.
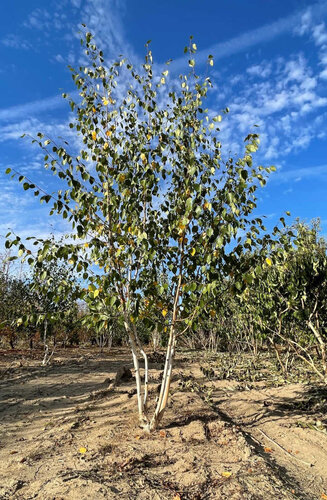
[42,320,49,366]
[123,318,148,427]
[308,320,327,380]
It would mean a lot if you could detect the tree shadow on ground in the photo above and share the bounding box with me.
[208,400,314,500]
[0,356,136,425]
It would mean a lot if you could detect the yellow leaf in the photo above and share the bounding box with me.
[217,115,222,122]
[93,289,99,298]
[210,310,216,318]
[140,153,147,164]
[92,107,96,113]
[84,243,89,248]
[68,259,74,265]
[106,130,112,137]
[265,257,272,266]
[102,98,109,106]
[221,471,232,478]
[79,447,87,454]
[103,142,109,150]
[209,59,214,66]
[173,495,181,500]
[162,309,168,317]
[118,174,126,182]
[91,131,97,140]
[190,247,196,256]
[147,134,152,140]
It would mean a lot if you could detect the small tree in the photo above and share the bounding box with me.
[0,267,32,348]
[252,220,327,381]
[23,249,79,364]
[6,32,277,430]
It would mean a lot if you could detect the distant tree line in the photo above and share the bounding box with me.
[1,219,326,379]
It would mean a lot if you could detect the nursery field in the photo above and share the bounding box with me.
[0,348,326,500]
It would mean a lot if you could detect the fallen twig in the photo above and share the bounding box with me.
[258,429,313,467]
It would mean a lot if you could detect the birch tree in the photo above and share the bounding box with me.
[6,32,276,430]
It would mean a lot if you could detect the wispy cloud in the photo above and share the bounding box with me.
[274,164,327,183]
[0,92,79,124]
[213,48,327,162]
[23,7,68,33]
[171,1,327,71]
[1,34,31,50]
[79,0,138,62]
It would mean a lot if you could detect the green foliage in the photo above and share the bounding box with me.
[5,31,277,337]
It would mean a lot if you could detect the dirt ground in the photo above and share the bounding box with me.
[0,348,326,499]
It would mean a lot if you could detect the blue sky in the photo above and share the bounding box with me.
[1,0,327,249]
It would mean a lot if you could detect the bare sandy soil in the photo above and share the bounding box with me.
[0,348,326,499]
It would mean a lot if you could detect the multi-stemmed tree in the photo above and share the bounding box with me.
[5,32,277,430]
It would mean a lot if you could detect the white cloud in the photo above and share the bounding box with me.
[214,47,327,162]
[23,7,68,33]
[294,6,327,80]
[171,2,327,72]
[274,164,327,183]
[23,8,51,30]
[0,92,79,123]
[1,34,31,50]
[79,0,137,62]
[54,54,65,64]
[313,22,327,46]
[247,62,272,78]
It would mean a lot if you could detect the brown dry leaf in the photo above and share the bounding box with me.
[10,451,18,455]
[159,430,167,438]
[221,471,232,478]
[264,447,273,453]
[135,435,141,440]
[321,493,327,500]
[79,447,87,454]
